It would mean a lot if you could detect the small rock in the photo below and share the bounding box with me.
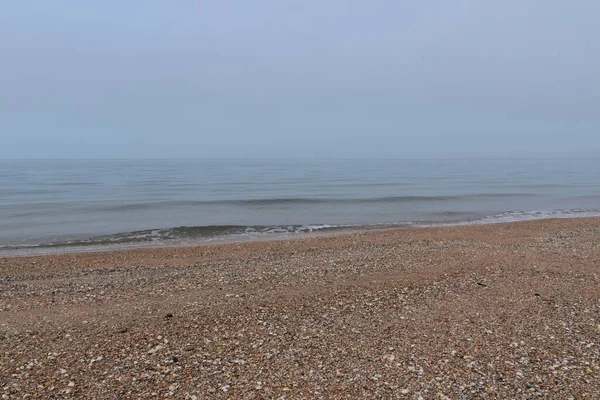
[148,345,165,354]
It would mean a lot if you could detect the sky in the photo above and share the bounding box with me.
[1,1,599,159]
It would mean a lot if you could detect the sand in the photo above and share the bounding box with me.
[1,217,599,399]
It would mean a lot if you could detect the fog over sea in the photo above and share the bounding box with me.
[1,159,599,255]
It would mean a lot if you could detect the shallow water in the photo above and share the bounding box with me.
[1,159,599,254]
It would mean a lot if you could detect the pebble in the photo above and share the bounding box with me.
[1,218,599,398]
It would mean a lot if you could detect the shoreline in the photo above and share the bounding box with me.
[2,213,600,258]
[1,216,599,398]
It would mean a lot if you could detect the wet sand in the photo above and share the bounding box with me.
[1,217,599,399]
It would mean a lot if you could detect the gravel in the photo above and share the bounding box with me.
[1,217,599,399]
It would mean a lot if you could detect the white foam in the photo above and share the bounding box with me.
[420,209,600,227]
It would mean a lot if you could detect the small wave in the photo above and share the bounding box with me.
[574,194,600,200]
[477,209,600,224]
[430,211,477,217]
[4,208,597,254]
[95,193,541,211]
[422,208,600,227]
[0,224,346,251]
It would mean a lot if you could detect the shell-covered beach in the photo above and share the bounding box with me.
[1,217,599,399]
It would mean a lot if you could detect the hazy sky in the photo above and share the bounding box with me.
[1,1,598,158]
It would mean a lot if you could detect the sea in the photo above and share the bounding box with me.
[1,159,599,255]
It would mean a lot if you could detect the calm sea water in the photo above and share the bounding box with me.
[1,159,599,254]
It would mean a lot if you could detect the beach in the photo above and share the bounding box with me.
[1,217,599,399]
